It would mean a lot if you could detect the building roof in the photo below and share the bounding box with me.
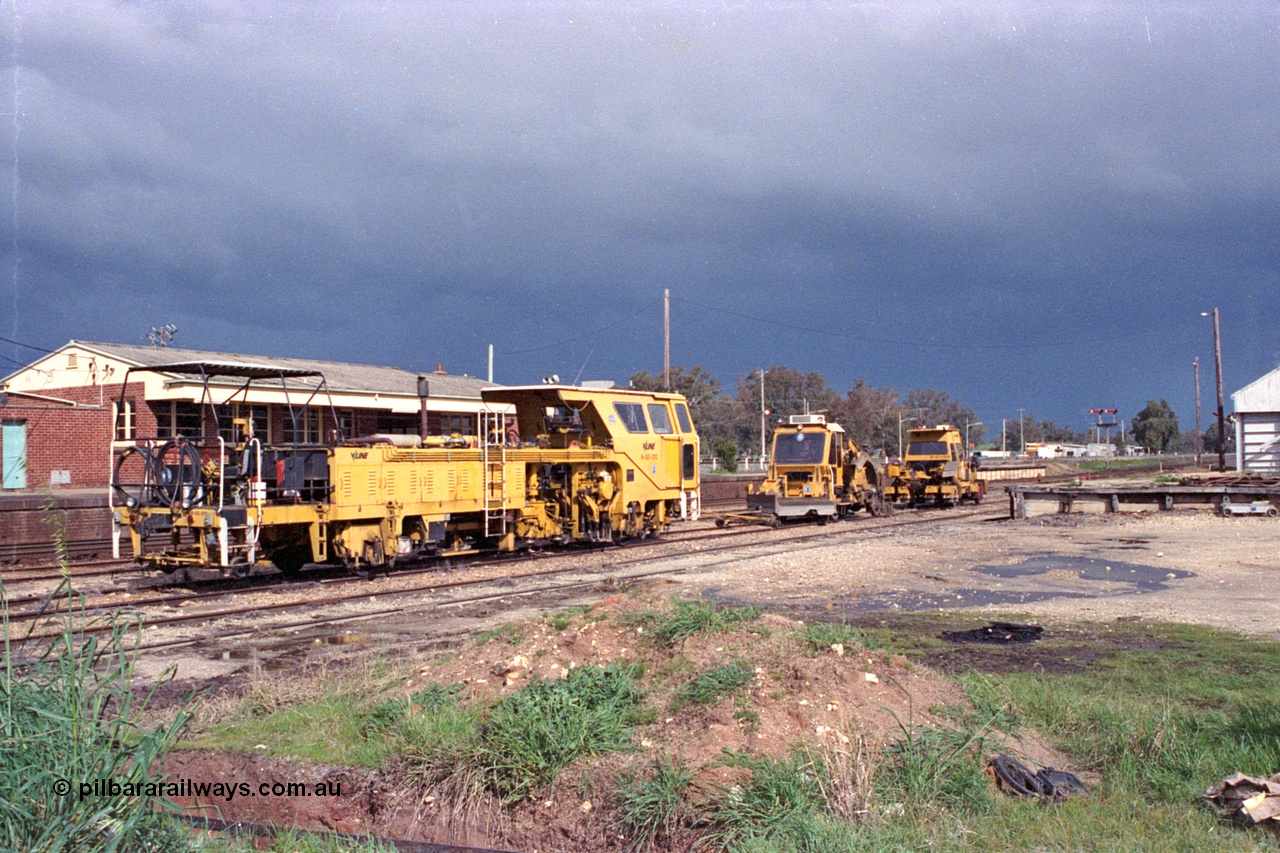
[1,341,493,401]
[1231,365,1280,413]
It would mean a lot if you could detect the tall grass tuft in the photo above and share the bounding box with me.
[670,660,756,712]
[616,755,696,852]
[1,493,193,852]
[624,597,763,646]
[399,662,647,803]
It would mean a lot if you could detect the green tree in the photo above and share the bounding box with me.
[711,437,740,473]
[829,380,900,454]
[1131,399,1180,453]
[730,366,838,455]
[904,388,982,445]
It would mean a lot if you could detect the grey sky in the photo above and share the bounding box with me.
[3,1,1278,430]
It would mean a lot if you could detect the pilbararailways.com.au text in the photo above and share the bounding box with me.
[54,777,343,802]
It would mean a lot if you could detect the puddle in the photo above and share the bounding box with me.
[712,555,1196,617]
[975,556,1193,590]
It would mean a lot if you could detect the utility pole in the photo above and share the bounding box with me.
[759,369,767,462]
[1001,418,1006,455]
[488,344,494,384]
[1213,307,1226,472]
[663,289,670,391]
[1194,356,1202,467]
[1018,408,1025,455]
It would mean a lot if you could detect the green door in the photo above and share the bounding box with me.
[2,420,26,489]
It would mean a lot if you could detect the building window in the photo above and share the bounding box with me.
[113,400,135,441]
[338,409,356,440]
[67,353,78,370]
[218,404,269,444]
[376,412,420,435]
[281,406,322,444]
[155,402,204,438]
[440,414,476,437]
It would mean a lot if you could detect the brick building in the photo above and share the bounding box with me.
[0,341,501,489]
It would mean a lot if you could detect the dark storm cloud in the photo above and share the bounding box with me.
[2,1,1278,426]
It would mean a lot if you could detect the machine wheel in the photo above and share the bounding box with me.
[1268,507,1278,518]
[272,546,311,578]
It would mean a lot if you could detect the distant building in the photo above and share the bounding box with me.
[1028,442,1087,459]
[1231,366,1280,474]
[0,341,499,489]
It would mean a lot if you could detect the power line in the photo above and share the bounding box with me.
[0,333,52,353]
[670,295,1195,352]
[499,304,649,356]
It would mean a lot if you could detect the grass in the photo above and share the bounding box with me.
[670,660,756,712]
[961,623,1280,800]
[798,619,888,654]
[206,828,397,852]
[622,597,763,646]
[1,493,194,852]
[616,756,697,851]
[473,623,524,646]
[187,600,1280,852]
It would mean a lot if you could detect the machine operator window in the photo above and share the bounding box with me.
[647,404,673,435]
[773,433,826,464]
[674,403,692,433]
[613,402,649,433]
[906,441,948,456]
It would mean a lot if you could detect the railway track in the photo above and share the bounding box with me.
[7,506,1003,653]
[3,504,984,621]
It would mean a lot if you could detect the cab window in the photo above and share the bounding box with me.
[674,403,693,433]
[773,432,825,464]
[613,402,648,433]
[647,404,673,435]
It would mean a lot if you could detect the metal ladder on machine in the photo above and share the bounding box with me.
[482,410,508,541]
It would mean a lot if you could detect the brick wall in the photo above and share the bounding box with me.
[0,382,140,489]
[0,381,482,489]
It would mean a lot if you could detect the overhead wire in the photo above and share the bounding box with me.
[0,334,53,353]
[499,304,649,355]
[670,294,1200,352]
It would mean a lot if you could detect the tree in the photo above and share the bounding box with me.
[904,388,982,446]
[711,438,739,473]
[1131,399,1180,453]
[731,366,839,455]
[1202,421,1236,457]
[829,380,900,454]
[1039,420,1086,444]
[630,365,722,426]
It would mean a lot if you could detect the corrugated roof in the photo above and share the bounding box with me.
[1232,365,1280,413]
[71,341,491,400]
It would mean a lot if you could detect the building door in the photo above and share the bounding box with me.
[2,420,26,489]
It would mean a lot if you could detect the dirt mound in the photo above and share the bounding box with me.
[167,595,1061,851]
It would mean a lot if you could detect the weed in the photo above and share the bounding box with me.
[624,597,763,646]
[546,605,598,631]
[206,827,397,852]
[616,755,696,851]
[0,494,193,852]
[877,725,992,813]
[474,623,524,646]
[671,660,756,712]
[799,620,865,654]
[478,662,646,799]
[707,752,825,849]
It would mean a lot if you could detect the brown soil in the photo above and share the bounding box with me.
[166,595,1070,851]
